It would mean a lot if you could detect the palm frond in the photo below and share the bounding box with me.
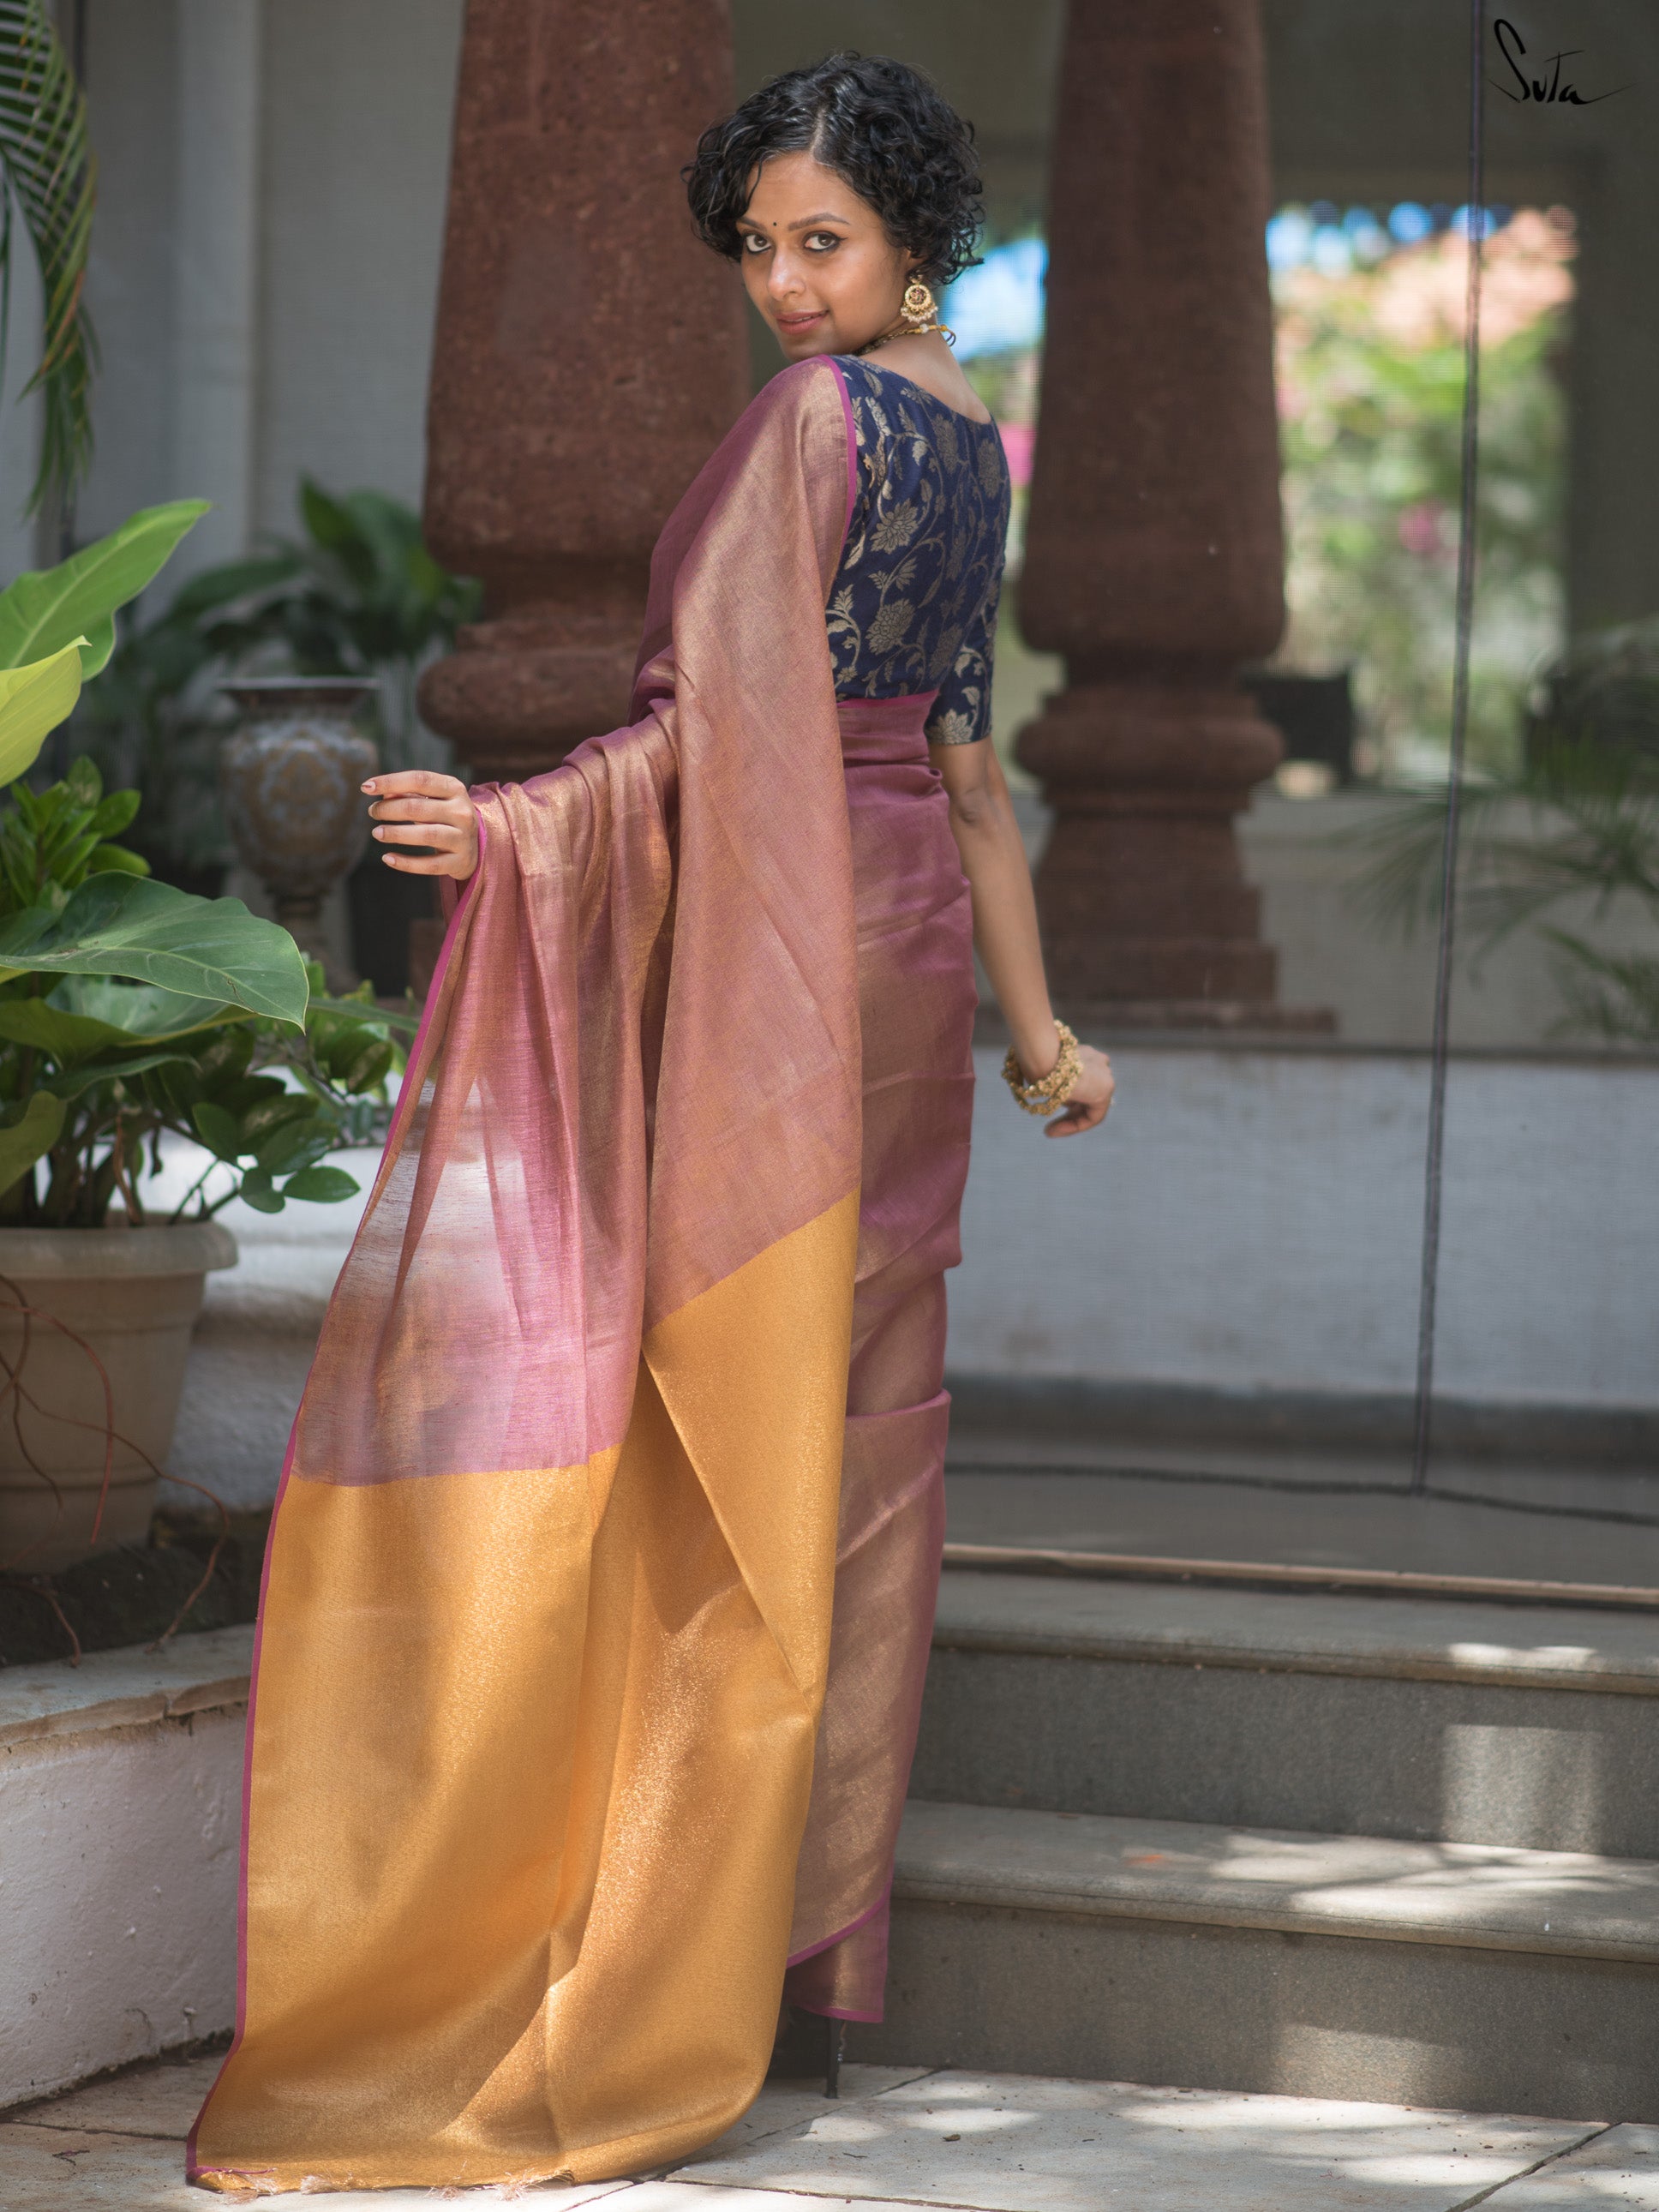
[1541,929,1659,1047]
[1345,737,1659,1043]
[1335,779,1511,936]
[0,0,96,514]
[1351,742,1659,927]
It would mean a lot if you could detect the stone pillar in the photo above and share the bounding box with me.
[1017,0,1321,1027]
[417,0,746,783]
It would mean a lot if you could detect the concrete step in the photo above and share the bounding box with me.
[0,1628,251,2106]
[942,1451,1659,1592]
[913,1569,1659,1855]
[853,1799,1659,2124]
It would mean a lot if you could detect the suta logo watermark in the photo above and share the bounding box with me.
[1492,19,1628,105]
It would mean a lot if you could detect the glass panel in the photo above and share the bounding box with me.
[932,4,1659,1597]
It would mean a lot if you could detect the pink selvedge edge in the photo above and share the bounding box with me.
[186,828,490,2184]
[782,1879,893,2024]
[793,356,879,2030]
[783,378,894,2035]
[784,1879,891,1971]
[826,357,859,541]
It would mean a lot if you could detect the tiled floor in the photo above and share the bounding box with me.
[2,2053,1655,2209]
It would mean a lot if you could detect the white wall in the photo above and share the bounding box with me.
[1003,788,1656,1055]
[0,1705,242,2103]
[951,1044,1659,1410]
[1241,793,1655,1052]
[171,0,262,574]
[77,0,464,557]
[76,0,183,547]
[255,0,464,524]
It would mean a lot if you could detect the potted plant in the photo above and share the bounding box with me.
[0,505,403,1571]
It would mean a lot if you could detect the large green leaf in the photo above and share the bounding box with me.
[0,501,211,677]
[257,1118,334,1177]
[84,844,150,879]
[309,994,419,1033]
[51,974,243,1040]
[0,1088,63,1196]
[0,995,122,1063]
[0,978,237,1064]
[0,876,308,1023]
[192,1100,243,1161]
[45,1046,195,1101]
[0,638,82,784]
[165,550,301,624]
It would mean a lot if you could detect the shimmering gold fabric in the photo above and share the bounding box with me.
[193,1208,856,2194]
[190,363,865,2196]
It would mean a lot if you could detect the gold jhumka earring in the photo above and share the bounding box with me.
[858,278,956,356]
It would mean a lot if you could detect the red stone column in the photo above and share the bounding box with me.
[1016,0,1323,1027]
[417,0,746,783]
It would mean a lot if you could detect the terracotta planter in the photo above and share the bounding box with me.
[219,677,380,991]
[0,1224,237,1572]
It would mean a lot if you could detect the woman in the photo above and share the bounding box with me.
[190,52,1112,2199]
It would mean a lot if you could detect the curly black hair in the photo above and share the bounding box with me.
[685,52,984,291]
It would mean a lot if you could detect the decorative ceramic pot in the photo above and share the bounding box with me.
[0,1223,238,1571]
[219,678,380,989]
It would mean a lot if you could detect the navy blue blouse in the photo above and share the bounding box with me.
[825,357,1011,746]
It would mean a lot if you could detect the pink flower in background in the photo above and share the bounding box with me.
[1368,207,1575,350]
[997,420,1034,487]
[1398,501,1446,557]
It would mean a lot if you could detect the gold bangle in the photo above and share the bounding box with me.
[1003,1021,1081,1115]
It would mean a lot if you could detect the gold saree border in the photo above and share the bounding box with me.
[190,1195,859,2195]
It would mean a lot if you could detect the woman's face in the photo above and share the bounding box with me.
[735,149,917,359]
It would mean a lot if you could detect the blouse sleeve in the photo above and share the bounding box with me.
[925,566,1003,746]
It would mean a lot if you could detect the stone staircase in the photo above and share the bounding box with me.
[853,1568,1659,2121]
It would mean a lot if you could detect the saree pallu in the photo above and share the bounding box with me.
[189,358,967,2197]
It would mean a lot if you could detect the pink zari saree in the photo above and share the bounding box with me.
[190,358,974,2195]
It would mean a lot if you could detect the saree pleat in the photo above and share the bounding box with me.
[189,361,865,2197]
[784,694,977,2022]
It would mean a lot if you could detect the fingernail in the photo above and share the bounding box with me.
[362,780,376,792]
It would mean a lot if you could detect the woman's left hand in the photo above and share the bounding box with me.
[1046,1044,1115,1139]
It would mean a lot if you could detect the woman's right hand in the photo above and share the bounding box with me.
[1045,1043,1115,1138]
[362,770,479,880]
